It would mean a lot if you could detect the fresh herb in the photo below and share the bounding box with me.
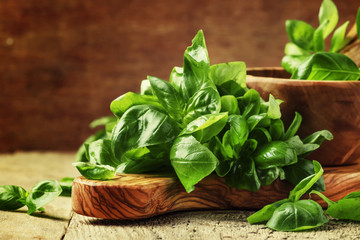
[282,0,360,80]
[0,180,62,215]
[75,30,332,194]
[247,161,329,231]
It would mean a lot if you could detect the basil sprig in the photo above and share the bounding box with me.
[282,0,360,80]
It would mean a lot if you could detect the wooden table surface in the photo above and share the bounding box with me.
[1,152,360,240]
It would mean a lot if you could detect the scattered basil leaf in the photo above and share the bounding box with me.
[26,180,62,215]
[0,185,27,211]
[247,199,290,224]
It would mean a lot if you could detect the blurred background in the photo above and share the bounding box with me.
[0,0,358,152]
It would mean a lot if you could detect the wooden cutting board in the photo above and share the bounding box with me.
[72,164,360,220]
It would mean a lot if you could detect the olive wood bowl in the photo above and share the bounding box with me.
[246,67,360,166]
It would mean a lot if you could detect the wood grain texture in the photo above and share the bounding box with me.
[72,164,360,220]
[246,68,360,166]
[0,0,358,152]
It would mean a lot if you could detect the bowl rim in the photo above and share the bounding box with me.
[246,67,360,84]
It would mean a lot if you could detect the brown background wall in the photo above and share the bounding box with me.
[0,0,358,152]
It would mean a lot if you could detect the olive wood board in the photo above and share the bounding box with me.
[72,164,360,220]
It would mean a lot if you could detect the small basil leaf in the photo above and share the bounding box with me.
[253,141,297,169]
[110,92,163,118]
[266,200,328,231]
[257,167,283,186]
[59,177,74,197]
[170,135,218,193]
[325,191,360,221]
[183,86,221,125]
[288,160,323,202]
[284,42,311,56]
[283,112,302,140]
[281,55,312,75]
[285,20,315,51]
[0,185,27,211]
[249,128,272,146]
[247,199,290,224]
[318,0,339,38]
[329,21,350,52]
[286,136,319,156]
[238,89,261,119]
[111,105,179,160]
[267,94,282,119]
[89,116,117,129]
[269,119,285,141]
[75,129,107,163]
[148,75,185,122]
[313,19,329,52]
[225,158,261,192]
[302,130,333,145]
[220,95,240,115]
[228,115,249,147]
[180,113,228,143]
[140,79,153,95]
[73,162,116,181]
[283,158,325,192]
[247,113,267,131]
[26,180,63,215]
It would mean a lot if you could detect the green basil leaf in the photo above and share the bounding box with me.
[283,158,325,192]
[26,180,62,215]
[249,127,272,146]
[73,162,116,180]
[269,119,285,141]
[284,42,311,56]
[89,116,117,129]
[85,139,120,168]
[59,177,74,197]
[281,55,312,75]
[227,115,249,148]
[253,141,297,169]
[318,0,338,38]
[111,105,179,160]
[266,200,328,231]
[288,160,323,202]
[183,86,221,125]
[238,89,261,119]
[148,75,185,122]
[170,135,218,193]
[292,52,360,80]
[182,30,210,102]
[325,191,360,221]
[110,92,163,118]
[225,158,261,192]
[220,95,240,115]
[285,20,315,51]
[180,112,228,143]
[267,94,282,119]
[302,130,333,145]
[169,66,184,93]
[75,129,107,163]
[286,136,320,157]
[247,113,267,131]
[257,167,284,186]
[0,185,27,211]
[313,19,329,52]
[247,199,290,224]
[283,112,302,140]
[329,21,350,52]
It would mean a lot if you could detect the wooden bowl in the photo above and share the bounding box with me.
[246,67,360,166]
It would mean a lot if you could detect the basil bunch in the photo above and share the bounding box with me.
[0,180,62,215]
[75,30,332,194]
[282,0,360,80]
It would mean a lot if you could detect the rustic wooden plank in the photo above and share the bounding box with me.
[0,152,78,240]
[64,210,360,240]
[0,0,358,152]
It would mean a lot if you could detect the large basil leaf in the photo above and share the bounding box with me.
[220,95,240,115]
[285,20,315,51]
[26,180,63,215]
[110,92,163,118]
[182,85,221,125]
[170,135,218,193]
[247,199,290,224]
[180,112,228,143]
[292,52,360,80]
[318,0,338,38]
[182,30,210,102]
[266,200,328,231]
[253,141,297,169]
[148,76,185,122]
[75,129,107,163]
[227,115,249,147]
[111,105,179,160]
[0,185,27,211]
[269,119,285,141]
